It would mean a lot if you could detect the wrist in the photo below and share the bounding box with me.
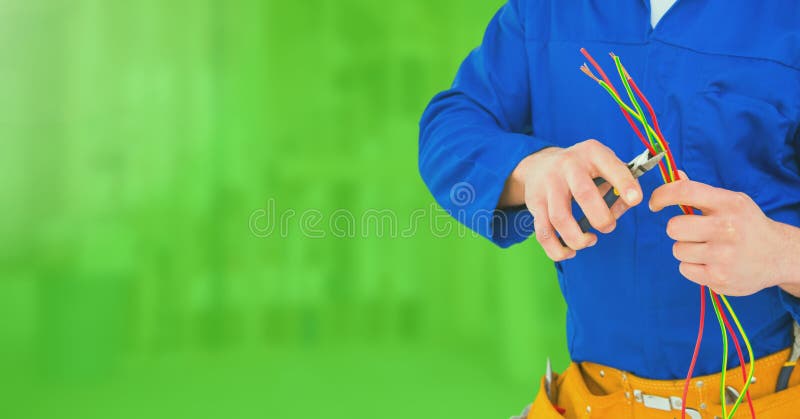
[498,146,558,208]
[510,152,536,185]
[773,221,800,296]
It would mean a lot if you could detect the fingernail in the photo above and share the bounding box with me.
[626,189,640,204]
[649,202,655,212]
[588,236,598,247]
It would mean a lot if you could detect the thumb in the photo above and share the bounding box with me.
[675,170,689,181]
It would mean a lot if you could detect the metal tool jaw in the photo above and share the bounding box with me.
[724,386,740,406]
[628,150,665,179]
[545,357,553,402]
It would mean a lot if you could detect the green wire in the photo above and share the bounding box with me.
[610,56,677,181]
[612,56,660,152]
[587,54,757,419]
[709,290,729,418]
[720,294,756,418]
[594,79,676,180]
[596,81,640,121]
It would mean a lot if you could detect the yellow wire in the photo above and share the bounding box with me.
[584,56,757,419]
[720,295,756,418]
[709,291,729,418]
[595,80,677,180]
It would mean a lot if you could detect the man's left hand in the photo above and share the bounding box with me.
[649,172,798,296]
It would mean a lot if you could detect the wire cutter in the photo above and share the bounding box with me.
[558,149,665,247]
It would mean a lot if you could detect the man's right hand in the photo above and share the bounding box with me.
[499,139,643,261]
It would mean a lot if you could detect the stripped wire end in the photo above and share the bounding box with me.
[609,53,632,79]
[580,63,601,83]
[621,65,632,81]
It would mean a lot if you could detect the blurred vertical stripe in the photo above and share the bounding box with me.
[0,1,567,418]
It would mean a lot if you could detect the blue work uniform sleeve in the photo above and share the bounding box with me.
[418,0,551,248]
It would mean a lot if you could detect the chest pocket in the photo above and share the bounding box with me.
[682,62,800,205]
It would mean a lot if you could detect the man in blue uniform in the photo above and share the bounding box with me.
[419,1,800,417]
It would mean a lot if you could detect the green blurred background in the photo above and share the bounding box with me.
[0,1,567,417]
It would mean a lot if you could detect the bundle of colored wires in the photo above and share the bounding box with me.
[578,48,756,419]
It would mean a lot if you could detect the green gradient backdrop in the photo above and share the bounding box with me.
[0,1,567,418]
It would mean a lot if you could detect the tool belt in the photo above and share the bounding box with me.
[518,347,800,418]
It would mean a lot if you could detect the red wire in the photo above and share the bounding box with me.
[682,285,707,419]
[711,291,757,417]
[579,50,756,418]
[625,70,756,419]
[626,76,691,212]
[579,48,659,158]
[626,76,673,163]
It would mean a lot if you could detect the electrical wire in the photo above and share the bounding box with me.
[579,67,666,153]
[719,293,757,417]
[622,64,755,419]
[713,291,756,416]
[579,48,670,181]
[710,290,730,418]
[620,59,755,419]
[681,285,707,418]
[611,55,663,154]
[579,63,672,182]
[626,73,693,214]
[610,54,680,190]
[578,49,757,419]
[579,48,654,155]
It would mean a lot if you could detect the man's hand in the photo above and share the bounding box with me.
[650,172,800,296]
[500,139,643,261]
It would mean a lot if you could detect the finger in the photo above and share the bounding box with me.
[585,144,642,206]
[678,262,711,287]
[598,183,631,219]
[672,171,694,214]
[532,206,575,261]
[547,179,595,250]
[673,242,710,264]
[649,179,729,213]
[609,198,630,220]
[563,161,615,234]
[666,215,717,242]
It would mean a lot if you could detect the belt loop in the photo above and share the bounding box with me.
[620,371,633,406]
[694,379,707,412]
